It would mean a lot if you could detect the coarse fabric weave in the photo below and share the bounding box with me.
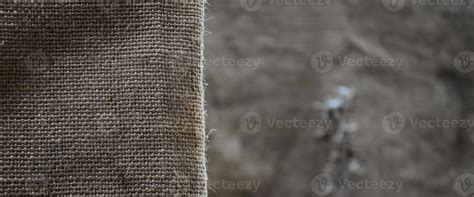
[0,1,207,195]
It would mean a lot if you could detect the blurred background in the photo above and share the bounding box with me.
[202,0,474,196]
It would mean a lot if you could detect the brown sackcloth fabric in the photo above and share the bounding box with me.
[0,0,207,195]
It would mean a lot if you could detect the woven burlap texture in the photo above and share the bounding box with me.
[0,1,207,195]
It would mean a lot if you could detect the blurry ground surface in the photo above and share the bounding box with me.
[204,1,474,196]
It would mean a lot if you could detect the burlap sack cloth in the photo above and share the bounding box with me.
[0,1,207,195]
